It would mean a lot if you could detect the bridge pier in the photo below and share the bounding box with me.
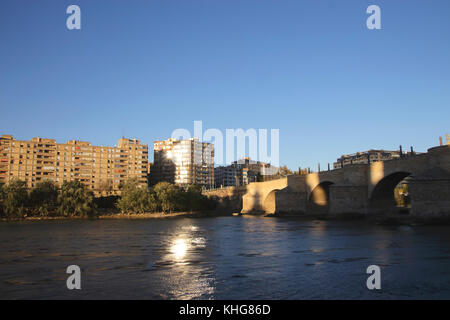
[241,177,289,214]
[408,170,450,217]
[329,185,368,215]
[270,189,307,215]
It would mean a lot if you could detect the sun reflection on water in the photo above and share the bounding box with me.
[170,238,188,259]
[162,226,216,299]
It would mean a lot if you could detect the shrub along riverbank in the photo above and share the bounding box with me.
[0,178,218,221]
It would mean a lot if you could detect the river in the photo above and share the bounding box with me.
[1,216,450,299]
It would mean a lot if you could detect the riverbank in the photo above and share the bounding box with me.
[3,211,450,225]
[98,211,227,220]
[0,210,228,222]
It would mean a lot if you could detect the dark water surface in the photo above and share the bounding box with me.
[1,217,450,299]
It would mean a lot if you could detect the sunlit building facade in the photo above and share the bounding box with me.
[0,134,148,195]
[152,138,214,188]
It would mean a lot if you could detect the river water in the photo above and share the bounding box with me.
[0,216,449,299]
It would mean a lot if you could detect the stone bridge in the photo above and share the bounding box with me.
[240,145,450,217]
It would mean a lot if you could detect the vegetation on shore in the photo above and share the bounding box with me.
[0,178,218,221]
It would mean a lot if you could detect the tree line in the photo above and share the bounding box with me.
[0,178,217,220]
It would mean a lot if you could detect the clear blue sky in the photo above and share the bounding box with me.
[1,0,449,170]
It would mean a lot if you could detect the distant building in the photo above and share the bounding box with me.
[333,149,419,169]
[214,157,277,188]
[214,165,238,188]
[0,134,148,195]
[151,138,214,189]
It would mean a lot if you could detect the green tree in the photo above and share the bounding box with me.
[175,184,217,212]
[276,165,293,177]
[153,182,182,213]
[29,180,58,216]
[1,179,28,219]
[117,178,157,214]
[57,180,96,217]
[184,184,205,211]
[93,195,120,209]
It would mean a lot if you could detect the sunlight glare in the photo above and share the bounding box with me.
[171,238,188,259]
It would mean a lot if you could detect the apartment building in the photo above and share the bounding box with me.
[152,138,214,189]
[214,157,277,188]
[332,149,419,169]
[215,165,238,188]
[0,135,148,195]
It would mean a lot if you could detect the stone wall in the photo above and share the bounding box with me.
[409,179,450,217]
[241,178,288,213]
[203,187,247,213]
[275,189,307,215]
[329,185,368,215]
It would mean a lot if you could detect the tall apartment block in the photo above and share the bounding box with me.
[152,138,214,189]
[0,135,148,195]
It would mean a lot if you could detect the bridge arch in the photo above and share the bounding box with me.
[241,177,288,214]
[262,189,280,214]
[369,171,411,214]
[308,181,334,214]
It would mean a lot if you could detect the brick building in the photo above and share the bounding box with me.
[0,134,148,195]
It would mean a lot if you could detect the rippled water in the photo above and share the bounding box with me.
[1,217,450,299]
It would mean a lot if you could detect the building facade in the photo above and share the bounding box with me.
[0,135,148,195]
[152,138,214,189]
[214,157,277,188]
[214,165,239,188]
[333,149,416,169]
